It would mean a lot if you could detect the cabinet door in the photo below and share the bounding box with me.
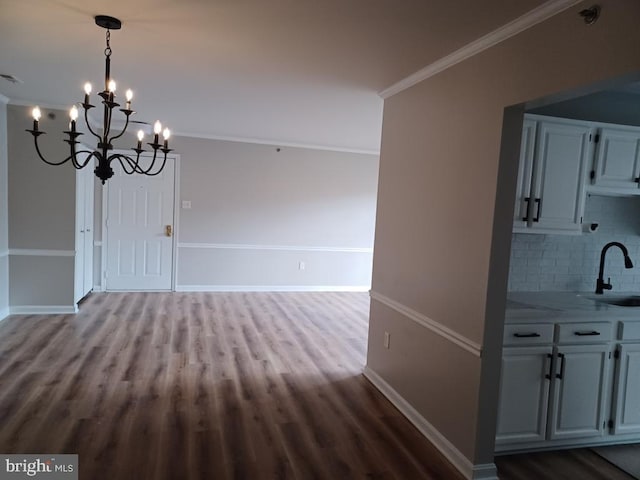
[612,344,640,435]
[496,346,552,446]
[548,344,611,440]
[530,121,593,234]
[513,119,537,231]
[592,127,640,190]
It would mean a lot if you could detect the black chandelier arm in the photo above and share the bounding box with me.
[110,150,169,177]
[110,153,148,175]
[108,111,130,144]
[70,150,97,170]
[82,104,102,141]
[30,133,75,166]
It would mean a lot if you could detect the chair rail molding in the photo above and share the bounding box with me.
[9,249,75,257]
[369,291,482,357]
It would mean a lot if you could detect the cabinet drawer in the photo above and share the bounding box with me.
[619,321,640,341]
[504,324,554,345]
[556,322,612,343]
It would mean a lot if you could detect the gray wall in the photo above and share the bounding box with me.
[174,136,378,290]
[7,105,76,308]
[510,195,640,292]
[367,0,640,473]
[0,99,8,319]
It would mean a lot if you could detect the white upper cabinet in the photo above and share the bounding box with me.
[591,125,640,192]
[513,119,537,230]
[514,115,594,235]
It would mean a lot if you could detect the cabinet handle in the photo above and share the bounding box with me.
[556,352,566,379]
[533,198,541,222]
[513,332,541,338]
[545,353,553,380]
[574,330,600,336]
[522,197,531,221]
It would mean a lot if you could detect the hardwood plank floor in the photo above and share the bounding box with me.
[496,448,637,480]
[0,292,464,480]
[1,292,634,479]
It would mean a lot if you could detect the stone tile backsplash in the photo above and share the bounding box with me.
[509,195,640,292]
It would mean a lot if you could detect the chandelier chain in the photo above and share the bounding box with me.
[104,29,112,57]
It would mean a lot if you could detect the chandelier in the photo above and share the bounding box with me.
[26,15,172,184]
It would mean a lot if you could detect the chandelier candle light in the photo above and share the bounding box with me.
[26,15,172,184]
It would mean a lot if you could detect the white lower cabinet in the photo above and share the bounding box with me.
[496,346,552,445]
[497,320,640,452]
[612,343,640,435]
[548,344,611,440]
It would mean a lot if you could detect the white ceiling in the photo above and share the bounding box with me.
[0,0,547,153]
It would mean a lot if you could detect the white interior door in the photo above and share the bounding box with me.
[74,149,95,304]
[105,154,175,291]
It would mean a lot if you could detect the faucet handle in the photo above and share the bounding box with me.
[606,277,613,290]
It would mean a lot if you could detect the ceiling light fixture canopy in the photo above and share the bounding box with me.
[26,15,172,184]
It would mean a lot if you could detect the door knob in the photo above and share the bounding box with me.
[165,225,173,237]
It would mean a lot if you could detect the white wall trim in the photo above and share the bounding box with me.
[379,0,582,99]
[94,240,102,247]
[0,94,9,105]
[471,464,500,480]
[10,305,78,315]
[176,285,370,293]
[177,242,374,254]
[92,285,104,292]
[0,250,8,258]
[364,367,497,480]
[370,291,482,357]
[9,249,75,257]
[11,99,380,156]
[0,308,9,322]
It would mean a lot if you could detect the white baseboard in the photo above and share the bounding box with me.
[10,305,78,315]
[363,366,498,480]
[175,285,371,292]
[472,464,499,480]
[92,285,104,292]
[0,307,9,322]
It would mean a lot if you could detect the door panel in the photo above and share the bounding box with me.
[106,155,175,291]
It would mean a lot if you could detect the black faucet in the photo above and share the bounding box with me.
[595,242,634,294]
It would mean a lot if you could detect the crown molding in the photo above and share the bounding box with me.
[380,0,583,99]
[8,99,68,110]
[9,101,379,156]
[84,111,380,156]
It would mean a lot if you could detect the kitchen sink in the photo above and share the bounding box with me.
[588,295,640,307]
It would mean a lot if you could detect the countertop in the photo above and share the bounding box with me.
[506,292,640,323]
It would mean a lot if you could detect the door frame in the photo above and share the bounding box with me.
[100,151,181,291]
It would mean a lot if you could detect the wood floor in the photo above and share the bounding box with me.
[0,292,464,480]
[0,292,635,480]
[496,448,636,480]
